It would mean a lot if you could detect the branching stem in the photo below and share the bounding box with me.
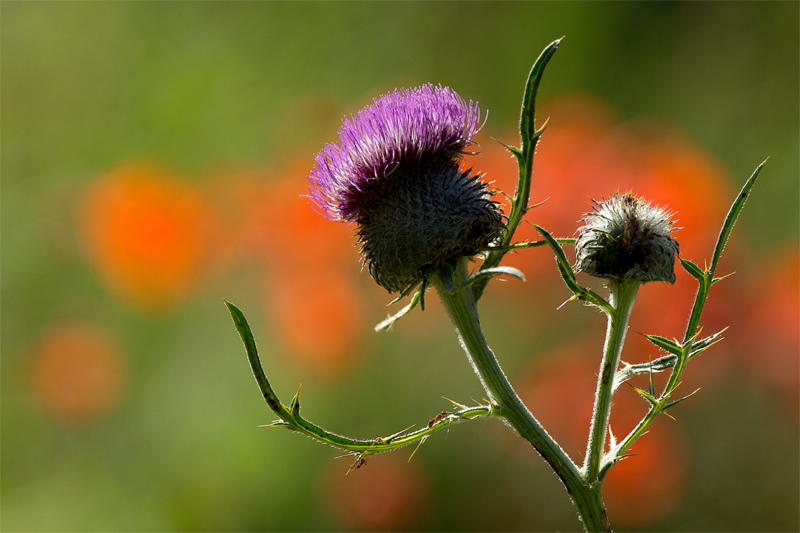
[435,258,609,532]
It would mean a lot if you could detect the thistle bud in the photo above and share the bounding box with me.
[308,85,505,293]
[575,192,679,284]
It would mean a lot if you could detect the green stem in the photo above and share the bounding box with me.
[435,259,610,532]
[226,300,491,457]
[584,279,640,481]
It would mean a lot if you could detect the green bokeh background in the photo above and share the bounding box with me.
[2,2,798,531]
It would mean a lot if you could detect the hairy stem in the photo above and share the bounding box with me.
[584,279,640,481]
[435,259,610,532]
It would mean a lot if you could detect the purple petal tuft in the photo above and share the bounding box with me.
[307,84,483,221]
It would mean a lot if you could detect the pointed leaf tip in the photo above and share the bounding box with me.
[290,384,302,417]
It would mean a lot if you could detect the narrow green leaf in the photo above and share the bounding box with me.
[375,288,423,332]
[679,257,706,281]
[225,300,289,418]
[473,40,560,301]
[460,265,526,287]
[709,160,766,276]
[502,142,524,160]
[228,299,495,456]
[532,224,578,289]
[520,38,562,154]
[689,328,727,357]
[532,224,613,314]
[633,387,658,406]
[643,333,682,356]
[388,281,422,306]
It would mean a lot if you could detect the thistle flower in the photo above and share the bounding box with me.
[575,192,679,284]
[308,85,505,293]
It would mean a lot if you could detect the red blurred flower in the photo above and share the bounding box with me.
[80,163,213,308]
[32,323,124,423]
[320,454,431,531]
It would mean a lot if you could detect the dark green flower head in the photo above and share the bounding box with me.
[575,192,679,284]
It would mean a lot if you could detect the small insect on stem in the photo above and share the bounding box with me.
[346,454,367,475]
[428,411,448,428]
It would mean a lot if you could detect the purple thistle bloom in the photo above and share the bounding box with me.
[307,84,505,294]
[308,84,484,222]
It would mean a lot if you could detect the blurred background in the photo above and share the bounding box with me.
[2,2,798,531]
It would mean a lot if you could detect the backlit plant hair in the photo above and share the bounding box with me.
[226,39,766,532]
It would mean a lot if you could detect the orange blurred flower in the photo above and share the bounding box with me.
[32,323,124,423]
[80,163,213,308]
[320,454,431,531]
[739,245,800,409]
[265,268,366,377]
[260,173,357,272]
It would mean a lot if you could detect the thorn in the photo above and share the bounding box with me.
[712,272,736,284]
[442,396,468,410]
[387,424,416,441]
[539,116,551,131]
[557,294,578,310]
[527,197,550,210]
[408,436,427,462]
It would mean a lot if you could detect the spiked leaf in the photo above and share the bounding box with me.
[710,160,766,276]
[642,334,682,356]
[633,387,658,406]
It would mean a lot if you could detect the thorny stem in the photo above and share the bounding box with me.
[435,258,610,532]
